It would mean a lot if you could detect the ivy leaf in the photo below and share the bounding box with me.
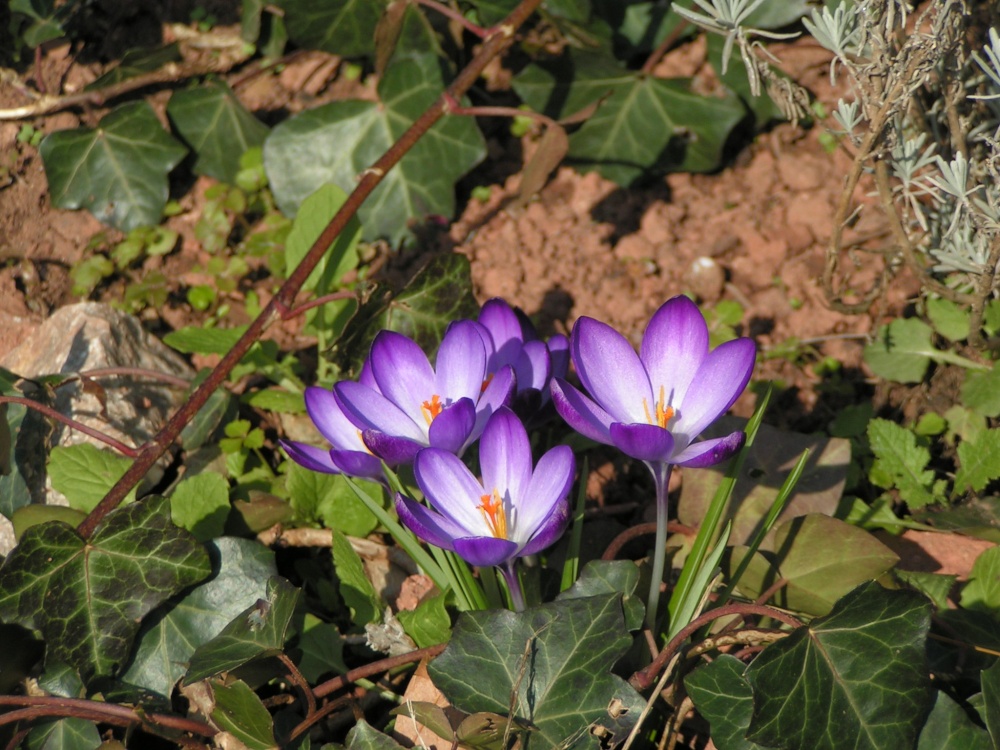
[429,594,645,749]
[184,576,300,684]
[167,80,270,184]
[279,0,388,57]
[25,718,101,750]
[348,720,406,750]
[332,252,479,376]
[10,0,68,47]
[0,495,211,682]
[686,654,769,750]
[916,691,991,750]
[122,538,275,697]
[557,560,644,631]
[212,679,278,750]
[745,582,933,750]
[868,418,942,509]
[265,55,486,245]
[39,102,187,231]
[959,547,1000,616]
[397,590,451,648]
[47,443,137,513]
[955,430,1000,495]
[980,660,1000,747]
[0,369,48,516]
[297,614,347,682]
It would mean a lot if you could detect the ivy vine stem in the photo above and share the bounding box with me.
[0,395,140,458]
[77,0,545,540]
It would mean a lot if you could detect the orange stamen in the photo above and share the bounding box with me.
[481,374,494,394]
[478,488,508,539]
[421,394,443,425]
[642,386,675,428]
[355,430,374,455]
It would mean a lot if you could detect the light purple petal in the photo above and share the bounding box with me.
[436,321,488,401]
[362,431,423,464]
[672,431,746,468]
[519,496,571,557]
[640,296,708,409]
[358,360,379,391]
[305,386,369,451]
[282,440,340,474]
[479,408,532,511]
[454,536,519,567]
[572,316,651,423]
[673,338,756,441]
[469,365,515,444]
[516,445,575,538]
[479,298,525,369]
[515,340,550,393]
[428,397,476,454]
[548,334,570,380]
[369,331,435,422]
[609,422,676,463]
[395,495,461,552]
[414,448,489,534]
[334,381,425,441]
[551,379,613,445]
[330,449,384,479]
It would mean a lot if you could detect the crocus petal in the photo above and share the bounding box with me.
[395,495,461,553]
[551,379,614,445]
[478,298,524,368]
[358,360,379,391]
[437,321,487,401]
[515,445,575,538]
[572,316,651,423]
[515,340,550,393]
[330,449,384,479]
[672,431,746,468]
[305,387,366,450]
[362,431,423,465]
[414,448,491,534]
[470,365,515,443]
[454,536,519,567]
[334,381,425,442]
[479,408,532,509]
[548,334,570,381]
[282,440,340,473]
[640,296,708,409]
[672,338,756,441]
[609,422,675,463]
[369,330,436,422]
[428,397,476,454]
[519,496,571,557]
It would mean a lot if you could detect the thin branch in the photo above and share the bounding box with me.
[0,396,139,458]
[415,0,489,38]
[313,643,448,700]
[78,0,545,539]
[278,652,317,716]
[0,696,216,738]
[601,521,695,561]
[641,18,692,75]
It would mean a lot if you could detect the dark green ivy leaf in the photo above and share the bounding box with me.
[745,582,933,750]
[0,495,211,682]
[25,717,102,750]
[39,101,188,231]
[279,0,388,58]
[212,678,278,750]
[557,560,644,631]
[685,654,769,750]
[0,368,48,516]
[916,691,991,750]
[347,720,406,750]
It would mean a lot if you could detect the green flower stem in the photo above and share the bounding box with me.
[645,461,673,631]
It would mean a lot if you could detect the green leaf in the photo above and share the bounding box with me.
[331,529,382,626]
[347,720,406,750]
[864,318,986,384]
[25,718,102,750]
[332,252,479,375]
[11,505,87,541]
[265,55,486,245]
[286,464,379,537]
[10,0,67,47]
[0,369,48,516]
[283,183,361,294]
[397,590,451,648]
[47,443,137,513]
[960,547,1000,616]
[955,430,1000,495]
[962,366,1000,418]
[916,691,991,750]
[243,388,306,414]
[894,569,956,612]
[87,45,182,89]
[170,472,230,542]
[184,576,300,684]
[39,101,187,231]
[686,655,769,750]
[297,613,347,682]
[429,595,646,749]
[980,660,1000,748]
[556,560,644,632]
[167,79,270,183]
[0,495,211,681]
[868,418,941,509]
[163,325,249,355]
[513,50,744,184]
[123,538,275,697]
[279,0,388,57]
[212,678,278,750]
[745,582,933,750]
[927,298,971,342]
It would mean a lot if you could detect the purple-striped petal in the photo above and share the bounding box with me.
[395,495,461,553]
[304,387,362,449]
[454,536,519,567]
[572,316,651,423]
[519,495,571,557]
[551,379,614,445]
[479,408,532,508]
[515,340,550,393]
[330,449,384,478]
[672,431,745,468]
[334,381,425,441]
[282,440,340,473]
[369,330,435,421]
[470,365,515,443]
[428,397,476,454]
[672,338,756,442]
[414,448,490,534]
[437,321,487,401]
[479,298,525,369]
[641,296,709,410]
[548,334,570,381]
[609,422,675,463]
[516,445,574,536]
[362,431,423,464]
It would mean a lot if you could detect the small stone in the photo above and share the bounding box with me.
[683,256,726,302]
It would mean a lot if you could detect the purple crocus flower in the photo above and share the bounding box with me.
[334,321,515,465]
[550,295,755,625]
[396,407,575,610]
